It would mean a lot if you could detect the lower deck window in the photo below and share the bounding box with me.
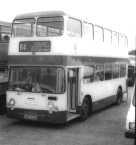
[105,64,112,80]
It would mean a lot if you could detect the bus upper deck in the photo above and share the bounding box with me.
[9,11,128,58]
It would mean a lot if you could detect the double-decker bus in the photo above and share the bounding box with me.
[0,21,10,114]
[7,11,129,123]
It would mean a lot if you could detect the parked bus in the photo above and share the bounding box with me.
[7,11,129,123]
[0,21,10,114]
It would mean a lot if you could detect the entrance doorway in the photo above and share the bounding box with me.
[67,68,79,111]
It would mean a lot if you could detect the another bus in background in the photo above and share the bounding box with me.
[0,21,11,114]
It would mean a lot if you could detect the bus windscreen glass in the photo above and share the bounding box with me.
[13,18,35,37]
[8,67,65,94]
[37,17,64,37]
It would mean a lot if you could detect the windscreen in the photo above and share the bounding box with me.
[13,18,35,37]
[37,17,64,37]
[8,67,65,94]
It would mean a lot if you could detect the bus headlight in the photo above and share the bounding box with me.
[48,101,59,114]
[7,98,16,108]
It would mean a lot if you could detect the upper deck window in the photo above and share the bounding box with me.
[67,18,82,37]
[104,28,112,44]
[112,31,118,47]
[37,17,64,37]
[13,18,35,37]
[94,25,103,42]
[83,22,93,40]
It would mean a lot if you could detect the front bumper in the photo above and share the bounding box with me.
[7,108,67,124]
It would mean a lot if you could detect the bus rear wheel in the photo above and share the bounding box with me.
[115,88,123,105]
[80,97,91,121]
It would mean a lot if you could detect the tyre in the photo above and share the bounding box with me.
[80,97,91,121]
[115,88,123,105]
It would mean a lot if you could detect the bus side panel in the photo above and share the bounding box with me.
[81,77,127,110]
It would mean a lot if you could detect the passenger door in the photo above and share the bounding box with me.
[67,68,79,111]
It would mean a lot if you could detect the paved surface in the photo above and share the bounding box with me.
[0,87,135,145]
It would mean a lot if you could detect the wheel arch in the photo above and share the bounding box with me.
[82,94,93,113]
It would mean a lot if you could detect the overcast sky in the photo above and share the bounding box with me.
[0,0,136,50]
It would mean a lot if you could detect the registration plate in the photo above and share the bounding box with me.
[24,113,37,120]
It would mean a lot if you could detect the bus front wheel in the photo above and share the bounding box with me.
[80,97,91,121]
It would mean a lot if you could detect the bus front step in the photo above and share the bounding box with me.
[67,112,80,122]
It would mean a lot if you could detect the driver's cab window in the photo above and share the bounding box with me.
[67,17,82,37]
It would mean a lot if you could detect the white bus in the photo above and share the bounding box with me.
[0,21,10,114]
[7,11,129,123]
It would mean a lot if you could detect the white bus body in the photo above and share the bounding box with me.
[7,11,129,123]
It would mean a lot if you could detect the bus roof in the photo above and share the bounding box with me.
[14,11,67,20]
[0,21,10,27]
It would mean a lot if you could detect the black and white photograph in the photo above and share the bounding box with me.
[0,0,135,145]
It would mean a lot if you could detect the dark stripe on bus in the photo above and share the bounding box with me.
[8,55,129,66]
